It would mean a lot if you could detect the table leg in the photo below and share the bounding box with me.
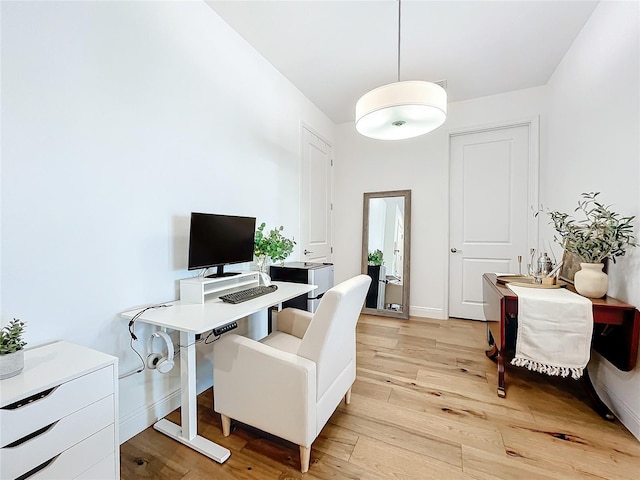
[485,345,498,361]
[152,331,231,463]
[579,367,615,421]
[485,345,505,398]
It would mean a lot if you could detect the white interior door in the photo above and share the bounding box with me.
[449,124,536,320]
[300,126,332,263]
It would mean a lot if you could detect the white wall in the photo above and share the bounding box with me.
[333,86,546,319]
[543,1,640,439]
[1,1,334,442]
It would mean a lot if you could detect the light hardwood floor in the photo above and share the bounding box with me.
[120,315,640,479]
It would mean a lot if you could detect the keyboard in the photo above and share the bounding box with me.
[219,284,278,304]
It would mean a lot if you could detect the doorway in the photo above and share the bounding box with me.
[300,126,333,263]
[448,121,538,320]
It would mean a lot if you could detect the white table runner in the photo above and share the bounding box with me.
[508,285,593,379]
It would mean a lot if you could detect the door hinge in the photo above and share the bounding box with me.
[331,203,333,210]
[330,158,333,167]
[331,247,333,254]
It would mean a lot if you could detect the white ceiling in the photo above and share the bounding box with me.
[207,0,599,125]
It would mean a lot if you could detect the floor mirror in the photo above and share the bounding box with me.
[361,190,411,319]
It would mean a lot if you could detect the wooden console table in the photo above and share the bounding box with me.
[482,272,640,421]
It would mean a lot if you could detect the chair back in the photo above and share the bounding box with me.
[297,275,371,398]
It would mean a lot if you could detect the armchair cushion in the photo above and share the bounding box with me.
[276,308,313,339]
[260,331,301,354]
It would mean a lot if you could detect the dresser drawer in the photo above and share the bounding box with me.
[1,396,114,479]
[16,425,115,480]
[0,365,114,448]
[75,452,116,480]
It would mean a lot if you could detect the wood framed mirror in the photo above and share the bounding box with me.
[361,190,411,319]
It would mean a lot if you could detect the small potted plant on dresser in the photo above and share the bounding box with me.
[0,318,27,379]
[547,192,637,298]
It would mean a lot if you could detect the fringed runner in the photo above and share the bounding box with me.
[507,285,593,380]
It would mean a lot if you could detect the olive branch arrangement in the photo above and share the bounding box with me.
[544,192,637,264]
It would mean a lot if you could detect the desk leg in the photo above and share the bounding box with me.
[579,367,615,422]
[153,331,231,463]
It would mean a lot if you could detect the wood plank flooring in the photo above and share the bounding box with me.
[120,315,640,479]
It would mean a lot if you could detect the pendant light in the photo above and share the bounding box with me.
[355,0,447,140]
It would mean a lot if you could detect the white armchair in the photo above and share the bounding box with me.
[212,274,371,472]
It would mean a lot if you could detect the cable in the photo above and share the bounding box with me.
[118,335,146,379]
[128,304,172,341]
[204,330,221,344]
[122,303,172,379]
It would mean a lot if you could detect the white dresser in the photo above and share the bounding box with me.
[0,341,119,480]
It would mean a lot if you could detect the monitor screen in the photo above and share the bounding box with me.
[188,213,256,277]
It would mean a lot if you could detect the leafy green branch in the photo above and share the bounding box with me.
[547,192,637,263]
[254,223,296,264]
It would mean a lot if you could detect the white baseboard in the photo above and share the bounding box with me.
[409,306,446,320]
[119,379,214,444]
[592,377,640,441]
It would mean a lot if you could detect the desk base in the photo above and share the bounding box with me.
[153,419,231,463]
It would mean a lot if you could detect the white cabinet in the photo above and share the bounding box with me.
[0,341,118,480]
[179,271,260,303]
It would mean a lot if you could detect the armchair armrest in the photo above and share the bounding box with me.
[277,308,314,338]
[213,334,317,447]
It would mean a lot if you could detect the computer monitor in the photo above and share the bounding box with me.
[187,212,256,278]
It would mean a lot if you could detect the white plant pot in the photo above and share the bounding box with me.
[0,349,25,379]
[574,262,608,298]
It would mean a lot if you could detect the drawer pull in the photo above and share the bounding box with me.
[15,454,60,480]
[4,422,57,448]
[1,387,57,410]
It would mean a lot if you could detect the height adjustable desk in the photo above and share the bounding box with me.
[121,277,316,464]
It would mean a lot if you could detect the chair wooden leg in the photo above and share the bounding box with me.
[221,414,231,437]
[299,445,311,473]
[344,387,352,405]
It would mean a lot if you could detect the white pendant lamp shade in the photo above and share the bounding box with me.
[356,80,447,140]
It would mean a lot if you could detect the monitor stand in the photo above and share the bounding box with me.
[206,265,241,279]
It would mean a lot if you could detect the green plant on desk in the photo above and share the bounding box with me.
[254,222,296,265]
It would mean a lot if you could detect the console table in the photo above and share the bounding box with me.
[482,272,640,420]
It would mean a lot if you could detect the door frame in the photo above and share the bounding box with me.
[445,116,540,319]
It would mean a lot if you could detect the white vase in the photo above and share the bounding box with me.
[574,263,608,298]
[0,350,25,379]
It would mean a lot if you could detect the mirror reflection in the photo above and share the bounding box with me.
[362,190,411,319]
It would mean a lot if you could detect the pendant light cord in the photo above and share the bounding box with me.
[397,0,402,82]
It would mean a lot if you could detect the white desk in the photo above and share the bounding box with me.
[121,280,316,463]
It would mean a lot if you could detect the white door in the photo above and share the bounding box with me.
[449,124,536,320]
[300,126,332,263]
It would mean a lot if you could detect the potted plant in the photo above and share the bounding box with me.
[368,249,384,266]
[0,318,27,379]
[546,192,637,297]
[254,222,296,273]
